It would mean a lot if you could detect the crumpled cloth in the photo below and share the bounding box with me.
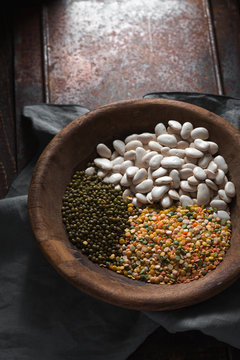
[0,93,240,359]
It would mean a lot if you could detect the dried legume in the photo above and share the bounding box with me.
[62,169,136,264]
[103,203,231,284]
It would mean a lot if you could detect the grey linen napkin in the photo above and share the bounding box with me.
[0,94,240,359]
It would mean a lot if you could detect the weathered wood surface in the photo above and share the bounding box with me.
[0,16,17,197]
[44,0,222,107]
[1,0,240,358]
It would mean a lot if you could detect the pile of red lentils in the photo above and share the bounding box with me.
[103,201,231,284]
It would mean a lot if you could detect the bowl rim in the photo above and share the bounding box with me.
[28,98,240,311]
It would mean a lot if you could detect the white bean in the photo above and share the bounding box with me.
[185,148,204,158]
[146,191,153,204]
[94,158,112,171]
[107,173,122,184]
[122,189,133,200]
[161,156,184,168]
[210,199,227,210]
[177,140,189,149]
[214,155,228,173]
[132,197,142,208]
[180,195,194,208]
[168,120,182,132]
[97,169,108,178]
[113,140,125,155]
[96,143,112,158]
[157,134,177,147]
[151,185,169,201]
[198,153,212,168]
[138,132,155,144]
[148,167,153,180]
[161,195,173,208]
[154,123,167,136]
[191,127,209,140]
[148,140,163,152]
[120,173,131,187]
[112,164,121,173]
[120,160,134,173]
[168,148,185,158]
[149,154,163,169]
[182,163,196,170]
[188,176,199,186]
[103,175,111,183]
[225,181,236,197]
[85,167,95,176]
[132,168,148,185]
[112,156,124,165]
[197,183,211,205]
[179,168,193,179]
[218,189,231,203]
[126,166,139,178]
[208,141,218,155]
[152,167,168,178]
[215,169,225,185]
[114,185,121,190]
[136,193,148,204]
[194,139,209,152]
[124,150,136,161]
[180,181,197,193]
[168,189,180,200]
[193,166,207,181]
[135,147,146,167]
[155,176,173,185]
[125,140,143,151]
[167,126,178,135]
[125,134,138,143]
[214,210,230,220]
[180,122,193,140]
[170,169,180,189]
[204,169,216,179]
[161,147,170,156]
[111,151,118,160]
[208,160,218,172]
[135,179,153,194]
[142,151,158,167]
[205,179,218,191]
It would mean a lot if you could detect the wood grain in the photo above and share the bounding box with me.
[28,98,240,311]
[210,0,240,97]
[43,0,221,108]
[0,16,17,198]
[13,6,44,172]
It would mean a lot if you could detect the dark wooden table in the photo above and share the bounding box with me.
[1,0,240,358]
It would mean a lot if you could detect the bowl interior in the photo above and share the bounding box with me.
[28,99,240,311]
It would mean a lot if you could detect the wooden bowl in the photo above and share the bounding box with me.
[28,99,240,311]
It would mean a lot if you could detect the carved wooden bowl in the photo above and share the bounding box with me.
[28,99,240,310]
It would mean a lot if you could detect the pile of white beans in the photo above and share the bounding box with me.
[85,120,236,219]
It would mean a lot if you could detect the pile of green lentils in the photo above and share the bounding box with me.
[61,167,231,284]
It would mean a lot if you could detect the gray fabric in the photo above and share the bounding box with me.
[0,95,240,359]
